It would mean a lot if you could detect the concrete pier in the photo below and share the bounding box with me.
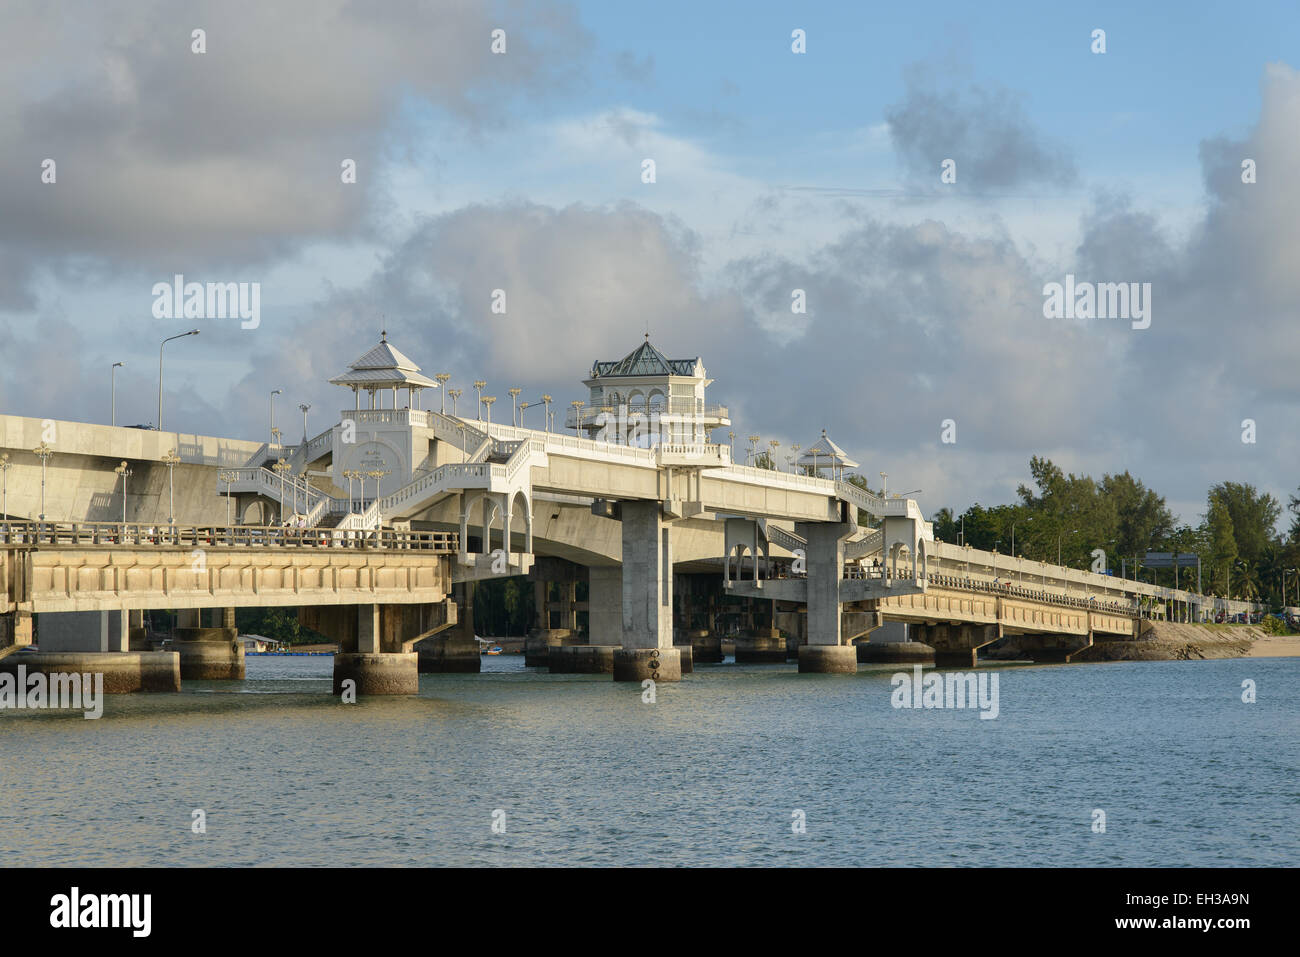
[172,627,246,680]
[613,647,683,682]
[797,644,858,674]
[734,628,786,663]
[688,629,723,663]
[673,643,694,674]
[417,583,480,673]
[523,628,578,667]
[1,650,180,693]
[549,644,618,674]
[333,652,419,695]
[856,640,935,664]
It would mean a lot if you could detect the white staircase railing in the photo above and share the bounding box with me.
[845,528,884,559]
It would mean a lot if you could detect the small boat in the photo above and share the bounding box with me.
[486,646,503,656]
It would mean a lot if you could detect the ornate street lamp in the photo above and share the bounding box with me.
[435,373,451,413]
[116,461,134,527]
[33,443,54,525]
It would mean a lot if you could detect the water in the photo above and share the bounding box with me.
[2,655,1296,866]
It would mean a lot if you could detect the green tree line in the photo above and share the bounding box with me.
[929,457,1300,605]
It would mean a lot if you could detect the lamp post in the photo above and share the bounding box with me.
[271,426,281,449]
[366,467,389,527]
[341,470,359,512]
[272,458,291,524]
[33,442,53,526]
[0,453,10,532]
[571,400,584,437]
[1057,528,1079,566]
[769,439,780,471]
[435,373,451,414]
[111,361,125,426]
[299,403,311,444]
[1012,516,1031,557]
[269,389,282,444]
[220,470,236,526]
[790,444,800,474]
[116,460,133,528]
[519,401,529,429]
[728,431,735,461]
[509,388,522,427]
[542,395,552,433]
[161,448,181,532]
[747,434,760,466]
[447,389,461,417]
[482,395,496,427]
[473,381,486,419]
[157,330,199,431]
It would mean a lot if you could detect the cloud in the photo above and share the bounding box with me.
[884,69,1078,192]
[0,0,589,304]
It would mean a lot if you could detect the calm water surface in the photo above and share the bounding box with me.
[2,654,1296,866]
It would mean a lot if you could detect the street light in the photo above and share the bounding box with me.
[473,380,486,419]
[1012,516,1031,557]
[747,434,760,466]
[111,361,125,427]
[769,439,780,471]
[435,373,451,414]
[342,469,360,512]
[519,401,529,429]
[366,467,389,527]
[541,395,552,432]
[447,388,462,417]
[879,471,887,497]
[272,458,292,524]
[790,443,800,474]
[116,460,133,527]
[269,389,283,445]
[161,448,181,530]
[571,400,584,437]
[509,388,522,427]
[157,330,199,431]
[1057,528,1079,566]
[299,403,311,444]
[220,470,237,526]
[33,443,53,525]
[482,395,496,427]
[0,453,10,532]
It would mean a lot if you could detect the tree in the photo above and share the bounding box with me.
[1206,492,1238,596]
[1209,482,1281,568]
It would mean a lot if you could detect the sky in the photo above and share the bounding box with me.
[1,0,1298,530]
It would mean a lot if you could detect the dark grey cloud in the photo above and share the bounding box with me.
[884,70,1078,192]
[0,0,589,304]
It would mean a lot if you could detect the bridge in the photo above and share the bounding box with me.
[0,332,1264,693]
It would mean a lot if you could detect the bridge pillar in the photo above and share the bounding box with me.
[793,517,858,674]
[418,582,480,673]
[920,623,999,668]
[332,604,418,695]
[612,501,681,682]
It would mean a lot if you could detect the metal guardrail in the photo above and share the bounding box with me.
[0,521,457,552]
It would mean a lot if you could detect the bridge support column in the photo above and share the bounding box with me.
[172,625,245,680]
[0,610,33,657]
[332,604,418,695]
[688,628,724,663]
[612,501,681,682]
[794,518,858,674]
[919,623,999,668]
[419,583,480,673]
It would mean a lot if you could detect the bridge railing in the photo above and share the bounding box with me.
[0,521,457,552]
[921,571,1138,615]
